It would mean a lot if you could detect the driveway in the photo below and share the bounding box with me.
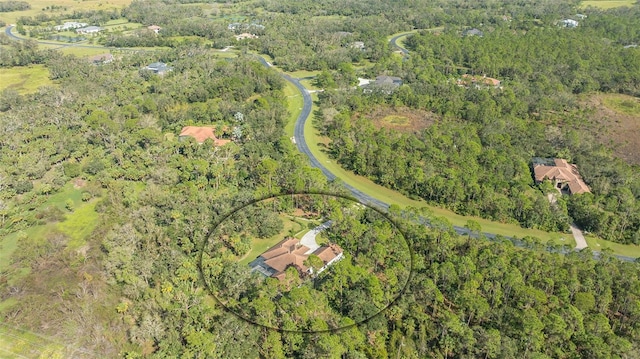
[570,224,588,250]
[301,220,332,254]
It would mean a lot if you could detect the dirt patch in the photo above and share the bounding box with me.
[73,178,87,189]
[363,106,438,134]
[585,94,640,165]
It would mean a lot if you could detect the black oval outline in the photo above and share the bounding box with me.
[197,191,415,334]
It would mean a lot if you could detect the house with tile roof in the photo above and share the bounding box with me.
[179,126,231,146]
[457,74,501,88]
[249,237,343,280]
[532,158,591,194]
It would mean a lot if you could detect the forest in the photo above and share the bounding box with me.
[0,0,639,357]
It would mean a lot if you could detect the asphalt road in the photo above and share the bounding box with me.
[389,33,410,55]
[5,25,145,52]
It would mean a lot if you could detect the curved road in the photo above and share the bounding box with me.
[5,25,145,52]
[6,26,636,262]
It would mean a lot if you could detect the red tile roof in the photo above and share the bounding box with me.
[533,158,591,194]
[459,74,501,87]
[255,237,343,280]
[179,126,230,146]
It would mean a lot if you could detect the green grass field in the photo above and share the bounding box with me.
[283,80,304,137]
[238,215,306,265]
[57,200,100,250]
[602,93,640,116]
[0,0,132,24]
[585,234,640,258]
[0,323,69,359]
[580,0,636,9]
[0,65,53,94]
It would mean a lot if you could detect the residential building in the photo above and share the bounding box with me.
[148,25,162,34]
[54,22,87,31]
[179,126,231,146]
[144,61,173,75]
[249,237,343,280]
[76,26,104,35]
[560,19,579,28]
[87,53,114,65]
[235,33,258,40]
[464,28,484,37]
[457,74,501,88]
[532,158,591,194]
[362,75,403,94]
[350,41,365,50]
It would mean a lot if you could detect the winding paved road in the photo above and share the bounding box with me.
[6,26,636,263]
[5,25,145,52]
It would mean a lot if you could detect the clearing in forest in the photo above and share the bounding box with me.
[587,93,640,165]
[365,106,437,134]
[0,65,53,94]
[580,0,636,9]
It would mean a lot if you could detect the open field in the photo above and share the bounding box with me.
[283,80,304,137]
[580,0,636,9]
[365,106,437,134]
[0,0,132,24]
[585,234,640,258]
[587,93,640,165]
[0,65,53,94]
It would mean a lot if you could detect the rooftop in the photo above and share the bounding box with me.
[179,126,231,146]
[533,158,591,194]
[249,237,343,280]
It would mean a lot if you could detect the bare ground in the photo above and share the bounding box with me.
[360,106,438,134]
[585,94,640,165]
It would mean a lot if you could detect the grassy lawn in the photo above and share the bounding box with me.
[0,323,68,359]
[580,0,636,8]
[238,214,305,265]
[0,65,53,94]
[289,70,320,79]
[283,80,303,137]
[57,200,100,250]
[58,47,113,57]
[601,93,640,116]
[299,78,321,91]
[585,234,640,258]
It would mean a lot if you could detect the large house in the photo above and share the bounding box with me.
[76,26,103,35]
[249,237,343,280]
[457,74,501,88]
[179,126,231,146]
[464,28,484,37]
[54,22,87,31]
[532,158,591,194]
[560,19,579,28]
[87,53,114,65]
[362,75,403,94]
[144,62,173,75]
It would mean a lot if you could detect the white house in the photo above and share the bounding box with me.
[560,19,579,28]
[54,22,87,31]
[76,26,104,35]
